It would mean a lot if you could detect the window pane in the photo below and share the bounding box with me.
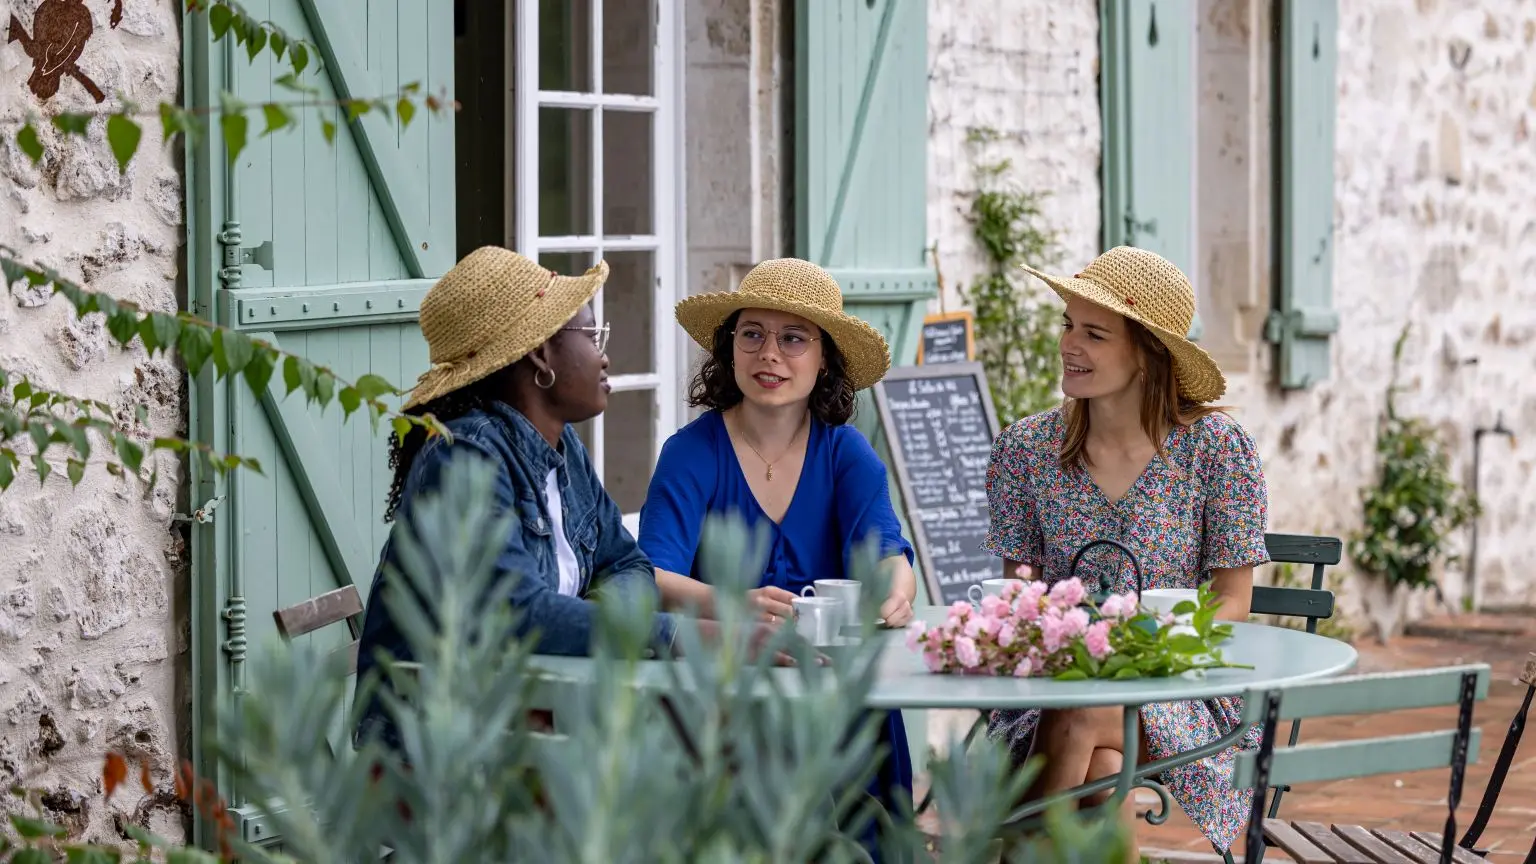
[603,389,657,512]
[539,0,591,92]
[603,110,653,235]
[602,251,654,376]
[538,250,595,277]
[538,108,593,236]
[602,0,653,96]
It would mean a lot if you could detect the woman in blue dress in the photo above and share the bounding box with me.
[637,257,918,855]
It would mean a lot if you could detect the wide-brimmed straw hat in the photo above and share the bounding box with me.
[1020,246,1226,403]
[674,258,891,391]
[403,247,609,411]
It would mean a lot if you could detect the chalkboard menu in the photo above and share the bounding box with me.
[916,312,973,365]
[872,362,1003,607]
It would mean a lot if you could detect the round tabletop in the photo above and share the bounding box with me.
[526,606,1359,712]
[855,605,1359,710]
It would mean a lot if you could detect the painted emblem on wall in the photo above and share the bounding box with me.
[6,0,124,103]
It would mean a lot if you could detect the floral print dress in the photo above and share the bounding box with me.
[982,406,1270,853]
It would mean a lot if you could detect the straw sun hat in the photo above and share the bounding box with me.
[403,247,610,411]
[1020,246,1226,403]
[674,258,892,391]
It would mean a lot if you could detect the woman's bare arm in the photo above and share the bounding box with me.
[1208,565,1254,621]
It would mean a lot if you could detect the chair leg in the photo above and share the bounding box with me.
[1459,684,1533,851]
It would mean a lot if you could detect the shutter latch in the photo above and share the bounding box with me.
[224,239,273,272]
[1124,211,1158,243]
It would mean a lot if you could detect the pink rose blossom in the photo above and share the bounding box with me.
[1039,610,1068,653]
[954,636,981,668]
[922,648,947,672]
[980,594,1008,617]
[996,621,1018,648]
[1012,654,1035,677]
[905,623,927,652]
[1099,592,1139,620]
[951,601,975,618]
[1000,580,1025,602]
[1061,608,1090,639]
[1085,620,1113,660]
[963,617,984,639]
[1049,578,1087,608]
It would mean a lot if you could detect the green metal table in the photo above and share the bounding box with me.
[527,604,1359,827]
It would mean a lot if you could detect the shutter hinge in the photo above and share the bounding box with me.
[173,494,225,524]
[224,239,273,272]
[222,595,248,663]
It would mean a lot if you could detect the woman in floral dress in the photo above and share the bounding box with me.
[982,246,1270,857]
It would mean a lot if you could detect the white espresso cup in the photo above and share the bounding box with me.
[1139,588,1199,637]
[801,579,861,626]
[967,578,1024,605]
[791,596,845,646]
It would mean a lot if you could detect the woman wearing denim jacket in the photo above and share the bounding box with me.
[353,247,766,750]
[637,258,919,861]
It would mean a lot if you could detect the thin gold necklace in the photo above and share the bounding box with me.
[737,411,808,481]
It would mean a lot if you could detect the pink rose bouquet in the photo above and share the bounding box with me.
[906,579,1248,680]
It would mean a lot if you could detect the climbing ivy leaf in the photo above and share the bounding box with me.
[51,113,91,136]
[16,123,42,163]
[261,103,292,136]
[212,329,254,377]
[106,114,142,174]
[221,111,248,165]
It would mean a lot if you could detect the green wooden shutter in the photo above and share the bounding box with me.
[793,0,936,365]
[1266,0,1340,388]
[1101,0,1200,339]
[184,0,453,848]
[793,0,936,773]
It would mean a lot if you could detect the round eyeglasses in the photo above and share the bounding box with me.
[561,321,610,354]
[732,325,821,358]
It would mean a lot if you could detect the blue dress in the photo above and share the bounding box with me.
[638,410,916,854]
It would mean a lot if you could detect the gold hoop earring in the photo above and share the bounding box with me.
[535,368,556,390]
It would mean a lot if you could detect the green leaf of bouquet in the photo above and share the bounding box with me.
[1053,669,1089,681]
[1167,634,1207,655]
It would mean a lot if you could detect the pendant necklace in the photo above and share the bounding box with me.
[741,412,808,481]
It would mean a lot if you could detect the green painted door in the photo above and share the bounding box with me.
[793,0,936,367]
[184,0,453,848]
[1101,0,1200,338]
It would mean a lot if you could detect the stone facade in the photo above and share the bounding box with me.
[925,0,1536,637]
[0,0,187,844]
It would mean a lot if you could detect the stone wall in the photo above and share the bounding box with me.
[926,0,1102,312]
[926,0,1536,640]
[1231,0,1536,631]
[0,0,187,843]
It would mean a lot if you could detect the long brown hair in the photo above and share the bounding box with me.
[1059,320,1225,469]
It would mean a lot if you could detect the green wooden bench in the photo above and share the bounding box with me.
[1234,664,1498,864]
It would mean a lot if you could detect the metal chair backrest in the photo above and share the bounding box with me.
[272,585,365,678]
[1234,664,1491,864]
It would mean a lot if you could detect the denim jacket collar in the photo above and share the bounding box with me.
[487,401,569,490]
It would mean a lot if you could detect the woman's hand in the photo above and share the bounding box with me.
[879,593,915,628]
[747,586,799,623]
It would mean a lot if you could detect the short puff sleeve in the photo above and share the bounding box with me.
[1197,414,1271,571]
[981,421,1044,565]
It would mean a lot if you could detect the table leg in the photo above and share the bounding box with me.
[1107,706,1140,809]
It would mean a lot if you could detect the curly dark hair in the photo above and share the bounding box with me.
[686,311,858,425]
[383,370,509,523]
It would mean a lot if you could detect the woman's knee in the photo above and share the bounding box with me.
[1039,707,1122,751]
[1083,748,1123,806]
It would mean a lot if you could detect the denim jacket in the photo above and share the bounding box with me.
[353,402,675,746]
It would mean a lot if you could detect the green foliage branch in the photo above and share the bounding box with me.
[959,128,1065,425]
[0,0,456,493]
[1348,325,1480,592]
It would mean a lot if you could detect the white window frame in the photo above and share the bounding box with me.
[512,0,683,531]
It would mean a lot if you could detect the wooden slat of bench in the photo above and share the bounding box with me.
[1370,828,1440,864]
[1262,821,1334,863]
[1333,824,1416,863]
[274,586,363,639]
[1251,586,1336,620]
[1407,832,1482,864]
[1289,821,1373,863]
